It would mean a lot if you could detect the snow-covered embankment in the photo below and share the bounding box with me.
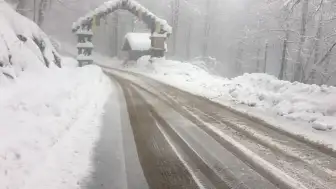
[0,1,113,188]
[0,63,112,189]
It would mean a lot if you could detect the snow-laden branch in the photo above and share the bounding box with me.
[283,0,294,8]
[316,42,336,66]
[283,0,301,13]
[314,0,324,14]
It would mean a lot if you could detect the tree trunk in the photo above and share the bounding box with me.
[202,0,211,57]
[185,20,192,60]
[171,0,179,56]
[279,28,289,80]
[104,18,110,55]
[235,42,243,74]
[293,0,308,81]
[310,11,323,83]
[319,55,332,85]
[263,41,268,73]
[33,0,36,22]
[107,17,114,57]
[113,13,119,57]
[37,0,48,27]
[256,45,261,72]
[16,0,28,17]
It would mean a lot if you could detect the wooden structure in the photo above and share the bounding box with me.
[150,33,167,57]
[76,30,93,66]
[122,32,151,61]
[72,0,172,66]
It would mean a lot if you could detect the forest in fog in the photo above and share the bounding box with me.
[6,0,336,85]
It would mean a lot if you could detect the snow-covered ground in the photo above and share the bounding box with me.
[0,58,112,189]
[98,55,336,149]
[0,2,116,188]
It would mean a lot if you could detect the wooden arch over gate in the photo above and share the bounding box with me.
[72,0,172,66]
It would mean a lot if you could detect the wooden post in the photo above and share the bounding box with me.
[150,33,166,58]
[76,26,94,67]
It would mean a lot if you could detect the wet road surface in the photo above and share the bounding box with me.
[85,68,336,189]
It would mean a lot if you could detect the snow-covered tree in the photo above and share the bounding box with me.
[0,0,62,80]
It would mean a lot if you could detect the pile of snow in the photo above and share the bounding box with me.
[190,56,227,76]
[61,56,78,68]
[223,74,336,131]
[0,63,112,189]
[0,0,61,80]
[124,32,151,51]
[114,56,336,131]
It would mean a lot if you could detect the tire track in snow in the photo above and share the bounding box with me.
[157,86,336,189]
[118,80,200,189]
[130,83,305,189]
[132,84,275,189]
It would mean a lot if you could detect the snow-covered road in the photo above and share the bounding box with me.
[95,69,336,189]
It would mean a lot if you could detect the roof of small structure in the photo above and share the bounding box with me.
[72,0,172,35]
[123,33,151,51]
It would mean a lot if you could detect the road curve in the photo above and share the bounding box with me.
[103,69,336,189]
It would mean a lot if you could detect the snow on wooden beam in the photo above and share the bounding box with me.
[76,29,93,35]
[77,42,94,48]
[72,0,172,35]
[77,54,93,61]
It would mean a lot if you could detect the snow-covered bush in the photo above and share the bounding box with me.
[49,36,62,52]
[0,0,62,80]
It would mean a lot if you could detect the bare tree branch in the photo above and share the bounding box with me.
[316,42,336,66]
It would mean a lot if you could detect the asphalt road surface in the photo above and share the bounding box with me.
[85,68,336,189]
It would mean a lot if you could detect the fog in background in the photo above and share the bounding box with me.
[7,0,336,85]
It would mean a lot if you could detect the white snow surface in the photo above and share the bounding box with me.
[0,62,112,189]
[76,42,94,48]
[124,32,151,51]
[77,54,93,61]
[61,56,79,68]
[0,0,61,79]
[98,55,336,149]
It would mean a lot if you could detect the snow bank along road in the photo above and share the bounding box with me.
[104,68,336,189]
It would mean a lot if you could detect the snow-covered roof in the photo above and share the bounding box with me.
[124,33,151,51]
[72,0,172,35]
